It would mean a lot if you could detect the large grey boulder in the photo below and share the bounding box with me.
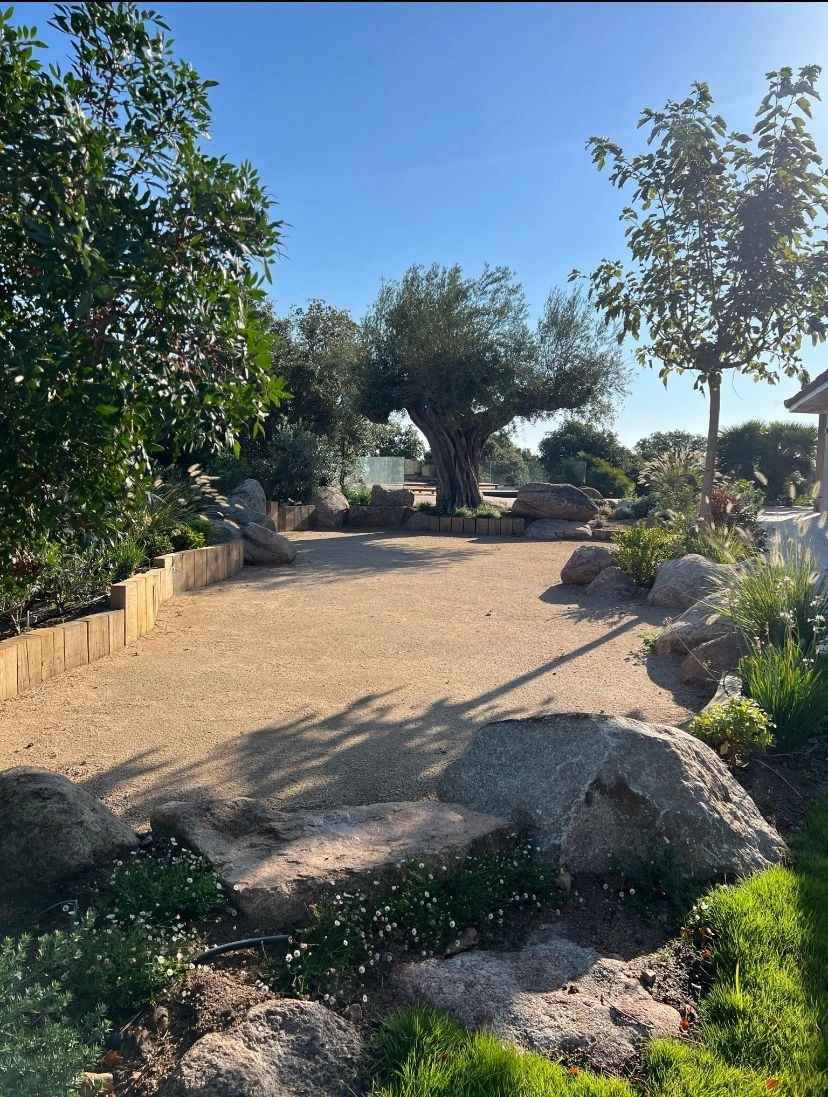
[647,554,732,610]
[583,566,638,601]
[560,545,617,585]
[208,517,243,543]
[403,511,432,531]
[653,600,732,655]
[438,713,785,881]
[680,633,749,687]
[0,767,138,891]
[610,500,636,520]
[161,999,362,1097]
[393,931,680,1075]
[228,479,267,521]
[512,484,598,523]
[309,487,349,530]
[151,798,510,927]
[371,484,416,507]
[524,519,592,541]
[242,523,297,566]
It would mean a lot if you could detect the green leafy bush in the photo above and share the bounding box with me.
[170,524,205,551]
[611,524,683,586]
[453,504,504,518]
[252,422,330,504]
[0,936,105,1097]
[343,484,373,506]
[691,697,773,766]
[585,455,634,497]
[107,537,146,583]
[631,492,657,518]
[739,639,828,751]
[208,453,254,494]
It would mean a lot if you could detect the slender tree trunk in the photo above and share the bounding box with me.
[699,372,721,523]
[408,405,484,512]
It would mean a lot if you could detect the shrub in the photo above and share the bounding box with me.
[0,937,104,1097]
[453,504,503,519]
[631,492,657,518]
[680,520,758,564]
[585,455,634,497]
[208,452,254,494]
[719,540,828,652]
[107,537,146,583]
[252,422,330,504]
[638,447,704,514]
[343,484,372,506]
[739,639,828,751]
[611,524,683,586]
[170,524,206,551]
[691,697,773,766]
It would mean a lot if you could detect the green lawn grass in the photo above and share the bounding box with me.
[369,795,828,1097]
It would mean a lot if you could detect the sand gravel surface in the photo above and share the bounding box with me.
[0,532,706,827]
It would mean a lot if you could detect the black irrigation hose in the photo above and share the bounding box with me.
[194,934,291,964]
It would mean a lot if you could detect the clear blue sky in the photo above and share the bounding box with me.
[13,1,828,450]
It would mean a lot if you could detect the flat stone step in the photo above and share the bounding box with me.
[151,798,512,929]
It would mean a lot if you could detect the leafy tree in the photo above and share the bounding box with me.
[359,264,628,511]
[634,430,706,462]
[372,417,425,461]
[577,67,828,520]
[718,419,818,501]
[481,429,531,486]
[0,3,285,551]
[538,418,636,479]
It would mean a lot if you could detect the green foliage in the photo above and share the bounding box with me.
[611,524,683,586]
[102,839,225,926]
[720,540,828,653]
[679,520,759,564]
[690,697,773,766]
[718,420,818,502]
[360,266,628,512]
[247,421,330,503]
[0,3,286,550]
[539,418,638,480]
[169,524,205,551]
[578,68,828,520]
[342,485,373,506]
[639,448,705,515]
[634,431,707,462]
[274,839,555,1004]
[584,456,634,497]
[739,639,828,751]
[0,936,105,1097]
[453,504,503,518]
[482,428,531,486]
[369,1005,633,1097]
[373,417,425,461]
[207,453,255,495]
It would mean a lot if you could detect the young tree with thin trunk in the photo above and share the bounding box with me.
[359,264,627,512]
[575,66,828,520]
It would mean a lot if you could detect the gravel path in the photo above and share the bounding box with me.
[0,532,706,827]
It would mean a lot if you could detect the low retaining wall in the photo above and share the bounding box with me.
[266,503,316,532]
[424,515,525,536]
[0,540,244,701]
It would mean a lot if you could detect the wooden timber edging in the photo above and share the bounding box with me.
[266,502,316,532]
[424,515,525,536]
[0,540,244,702]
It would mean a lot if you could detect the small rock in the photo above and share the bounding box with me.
[0,768,138,892]
[445,927,479,957]
[371,484,416,507]
[524,519,592,541]
[309,487,349,530]
[242,523,297,566]
[343,1003,363,1023]
[161,999,363,1097]
[560,544,616,585]
[149,1005,170,1034]
[680,633,748,687]
[640,969,657,989]
[583,566,639,600]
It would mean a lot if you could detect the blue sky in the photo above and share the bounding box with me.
[13,1,828,450]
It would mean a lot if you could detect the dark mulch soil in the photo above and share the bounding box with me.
[0,594,111,643]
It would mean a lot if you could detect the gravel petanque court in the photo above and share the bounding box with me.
[0,531,706,827]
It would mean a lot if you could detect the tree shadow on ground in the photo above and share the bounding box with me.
[77,640,709,828]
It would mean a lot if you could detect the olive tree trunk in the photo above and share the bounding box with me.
[408,406,487,512]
